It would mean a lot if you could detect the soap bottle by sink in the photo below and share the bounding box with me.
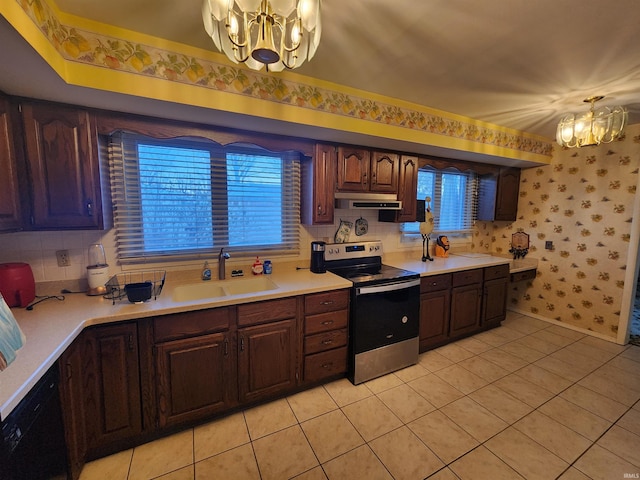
[202,261,211,281]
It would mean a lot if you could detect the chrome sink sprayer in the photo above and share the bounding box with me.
[218,248,231,280]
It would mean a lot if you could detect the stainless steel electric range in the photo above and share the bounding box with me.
[324,240,420,384]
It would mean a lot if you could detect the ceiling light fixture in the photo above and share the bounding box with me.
[556,96,627,148]
[202,0,322,72]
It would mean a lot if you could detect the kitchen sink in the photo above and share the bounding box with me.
[172,276,278,302]
[222,276,278,295]
[172,283,227,302]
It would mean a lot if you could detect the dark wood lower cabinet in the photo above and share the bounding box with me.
[58,322,142,479]
[483,278,508,327]
[419,274,452,350]
[419,265,509,352]
[83,323,142,449]
[238,319,298,404]
[449,270,483,338]
[59,338,88,480]
[155,332,235,428]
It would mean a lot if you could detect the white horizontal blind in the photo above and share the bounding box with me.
[403,166,478,236]
[109,133,301,263]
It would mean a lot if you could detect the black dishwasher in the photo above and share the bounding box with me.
[1,366,68,480]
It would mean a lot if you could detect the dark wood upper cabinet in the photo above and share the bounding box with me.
[21,101,104,229]
[336,148,399,194]
[336,146,370,192]
[379,154,419,223]
[477,167,521,221]
[301,143,336,225]
[370,151,399,193]
[0,96,22,232]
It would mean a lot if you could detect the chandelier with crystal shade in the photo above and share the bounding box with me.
[556,96,627,148]
[202,0,322,72]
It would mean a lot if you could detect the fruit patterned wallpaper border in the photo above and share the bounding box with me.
[474,128,640,338]
[16,0,553,158]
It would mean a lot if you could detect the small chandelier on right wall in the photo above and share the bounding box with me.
[556,96,628,148]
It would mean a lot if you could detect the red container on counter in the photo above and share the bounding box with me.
[0,263,36,308]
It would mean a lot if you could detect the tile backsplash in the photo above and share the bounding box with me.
[0,209,442,283]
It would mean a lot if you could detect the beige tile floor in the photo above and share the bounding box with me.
[79,312,640,480]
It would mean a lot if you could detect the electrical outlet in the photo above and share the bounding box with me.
[56,250,71,267]
[545,241,553,250]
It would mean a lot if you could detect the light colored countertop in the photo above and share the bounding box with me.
[0,263,351,421]
[384,251,538,275]
[0,252,538,420]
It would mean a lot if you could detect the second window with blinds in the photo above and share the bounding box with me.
[403,166,478,237]
[108,133,301,264]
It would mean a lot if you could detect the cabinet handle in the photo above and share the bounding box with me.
[240,336,245,352]
[128,334,134,351]
[224,338,229,356]
[86,199,93,216]
[65,362,73,380]
[320,301,334,306]
[322,320,334,326]
[317,203,324,215]
[322,339,333,345]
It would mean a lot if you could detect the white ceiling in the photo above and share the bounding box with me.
[2,0,640,148]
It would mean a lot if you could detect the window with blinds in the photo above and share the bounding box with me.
[402,166,478,236]
[108,133,301,263]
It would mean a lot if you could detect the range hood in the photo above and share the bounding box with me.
[334,192,402,210]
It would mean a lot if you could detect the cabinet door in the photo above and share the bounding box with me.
[0,97,22,232]
[238,319,297,404]
[336,146,370,192]
[495,168,521,221]
[419,289,451,350]
[450,284,482,337]
[83,323,142,449]
[477,167,521,221]
[59,338,88,480]
[395,155,418,222]
[302,143,335,224]
[21,102,102,229]
[482,277,508,327]
[370,151,399,193]
[156,332,235,428]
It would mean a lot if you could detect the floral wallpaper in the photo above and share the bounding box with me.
[474,126,640,338]
[14,0,553,158]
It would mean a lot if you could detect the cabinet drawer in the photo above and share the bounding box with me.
[304,328,348,355]
[305,310,348,335]
[421,274,452,293]
[452,269,482,287]
[237,297,297,326]
[154,307,231,342]
[511,269,537,283]
[484,264,510,281]
[304,289,349,315]
[304,347,348,383]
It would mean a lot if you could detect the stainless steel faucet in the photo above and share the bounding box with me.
[218,248,230,280]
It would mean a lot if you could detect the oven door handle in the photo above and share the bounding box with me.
[356,278,420,295]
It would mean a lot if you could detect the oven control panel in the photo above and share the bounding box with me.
[325,240,383,261]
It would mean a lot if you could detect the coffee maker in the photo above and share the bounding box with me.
[310,241,326,273]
